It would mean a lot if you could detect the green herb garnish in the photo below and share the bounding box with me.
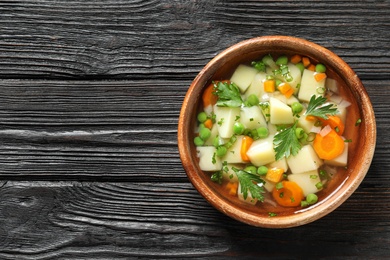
[233,168,265,201]
[273,121,302,161]
[213,81,243,107]
[304,95,338,119]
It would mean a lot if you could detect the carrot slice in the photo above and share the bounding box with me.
[313,129,345,160]
[272,181,304,207]
[264,79,275,93]
[290,54,302,64]
[240,136,254,162]
[202,83,218,108]
[305,115,317,121]
[226,182,238,196]
[302,57,311,67]
[319,115,344,135]
[265,168,284,183]
[314,72,327,82]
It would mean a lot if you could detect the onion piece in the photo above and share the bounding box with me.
[319,125,332,137]
[310,126,322,133]
[339,99,351,108]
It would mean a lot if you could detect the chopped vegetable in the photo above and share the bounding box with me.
[204,118,213,129]
[313,129,345,160]
[315,64,327,73]
[290,54,302,64]
[240,136,254,162]
[265,167,284,183]
[314,72,327,82]
[264,79,275,93]
[319,115,345,135]
[272,181,304,207]
[202,83,218,108]
[277,82,294,98]
[302,57,311,67]
[226,182,238,196]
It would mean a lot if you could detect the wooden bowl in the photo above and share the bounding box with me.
[177,36,376,228]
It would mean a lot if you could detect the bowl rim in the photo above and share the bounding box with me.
[178,35,376,228]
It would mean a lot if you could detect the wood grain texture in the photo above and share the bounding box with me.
[0,0,389,79]
[0,0,389,258]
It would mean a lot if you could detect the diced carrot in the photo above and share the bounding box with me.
[240,136,254,162]
[314,72,327,82]
[290,54,302,64]
[277,82,294,98]
[313,129,345,160]
[319,115,345,135]
[226,182,238,196]
[307,64,316,71]
[202,83,218,108]
[272,181,304,207]
[284,88,294,98]
[264,79,275,93]
[302,57,311,67]
[204,118,213,129]
[265,168,284,183]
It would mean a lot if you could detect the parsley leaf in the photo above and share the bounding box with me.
[304,95,338,119]
[213,81,243,107]
[233,168,265,201]
[273,121,301,161]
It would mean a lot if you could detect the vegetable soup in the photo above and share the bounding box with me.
[194,54,359,217]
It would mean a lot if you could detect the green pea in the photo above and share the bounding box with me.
[216,146,227,157]
[233,122,245,135]
[256,127,269,139]
[199,127,211,141]
[246,94,259,107]
[315,63,326,73]
[306,193,318,204]
[194,136,204,146]
[257,166,268,176]
[276,55,288,66]
[197,112,208,123]
[295,127,304,139]
[213,136,220,147]
[244,165,257,175]
[291,102,303,115]
[295,62,305,74]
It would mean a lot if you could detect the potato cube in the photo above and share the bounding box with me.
[223,135,246,164]
[240,106,267,130]
[287,170,322,196]
[196,146,222,172]
[244,72,267,99]
[287,145,323,174]
[269,97,294,125]
[298,69,325,102]
[246,136,276,166]
[213,105,241,138]
[230,64,258,93]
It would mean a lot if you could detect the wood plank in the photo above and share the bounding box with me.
[0,181,388,258]
[0,1,389,79]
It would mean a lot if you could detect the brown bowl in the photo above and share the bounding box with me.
[177,36,376,228]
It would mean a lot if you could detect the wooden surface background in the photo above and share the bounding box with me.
[0,0,389,259]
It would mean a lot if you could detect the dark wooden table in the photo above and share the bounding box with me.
[0,1,389,259]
